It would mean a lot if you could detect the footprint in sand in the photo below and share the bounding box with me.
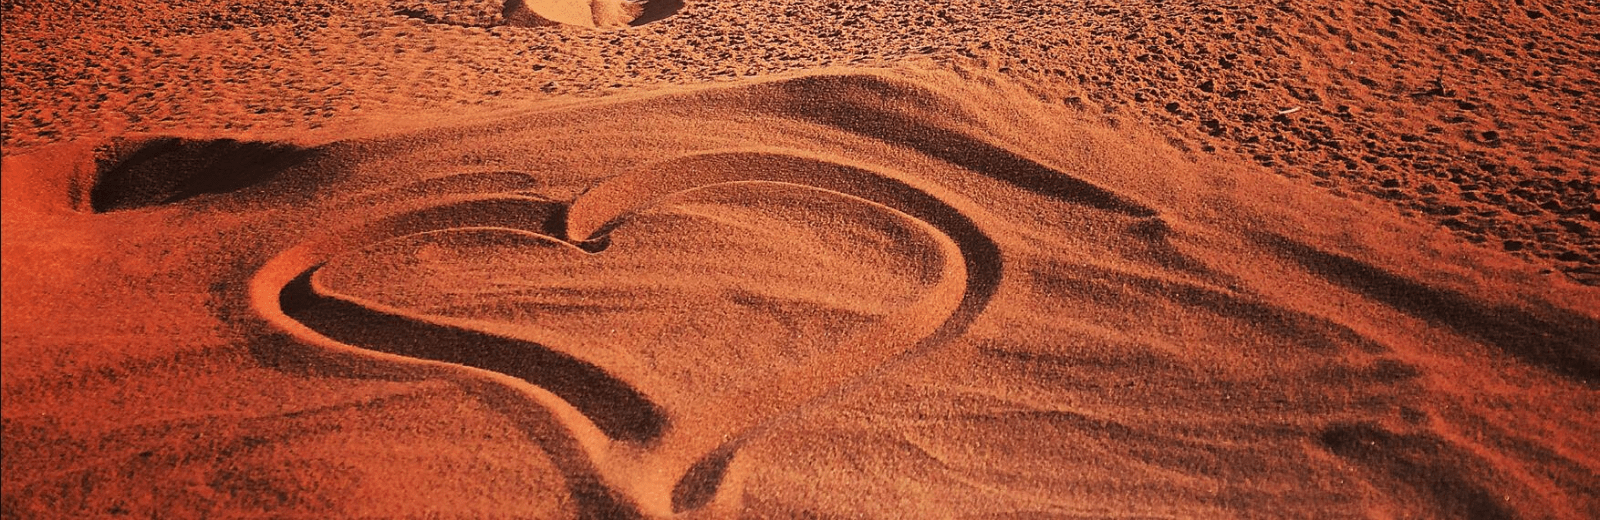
[391,0,680,29]
[502,0,682,28]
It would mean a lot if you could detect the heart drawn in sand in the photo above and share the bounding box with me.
[249,150,1000,517]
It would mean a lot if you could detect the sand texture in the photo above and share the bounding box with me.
[3,0,1596,283]
[2,0,1598,518]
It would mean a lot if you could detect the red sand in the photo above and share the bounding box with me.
[3,1,1598,518]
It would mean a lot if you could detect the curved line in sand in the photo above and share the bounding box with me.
[248,151,1005,517]
[250,194,646,514]
[569,149,1003,514]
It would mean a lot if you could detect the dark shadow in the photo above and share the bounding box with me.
[630,0,683,26]
[1260,233,1600,385]
[90,137,315,212]
[670,445,738,513]
[279,268,669,443]
[1320,423,1515,520]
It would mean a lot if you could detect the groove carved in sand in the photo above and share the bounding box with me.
[248,151,1003,517]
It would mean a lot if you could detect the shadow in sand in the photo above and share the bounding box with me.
[90,137,315,212]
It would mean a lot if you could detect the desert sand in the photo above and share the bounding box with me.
[2,0,1597,518]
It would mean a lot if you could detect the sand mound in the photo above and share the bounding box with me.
[4,68,1597,518]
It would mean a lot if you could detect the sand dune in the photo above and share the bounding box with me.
[3,67,1596,517]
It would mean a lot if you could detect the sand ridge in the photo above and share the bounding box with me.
[4,67,1597,517]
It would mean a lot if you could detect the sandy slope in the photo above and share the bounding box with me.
[4,67,1597,517]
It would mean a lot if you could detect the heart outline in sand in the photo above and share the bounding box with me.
[248,148,1003,517]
